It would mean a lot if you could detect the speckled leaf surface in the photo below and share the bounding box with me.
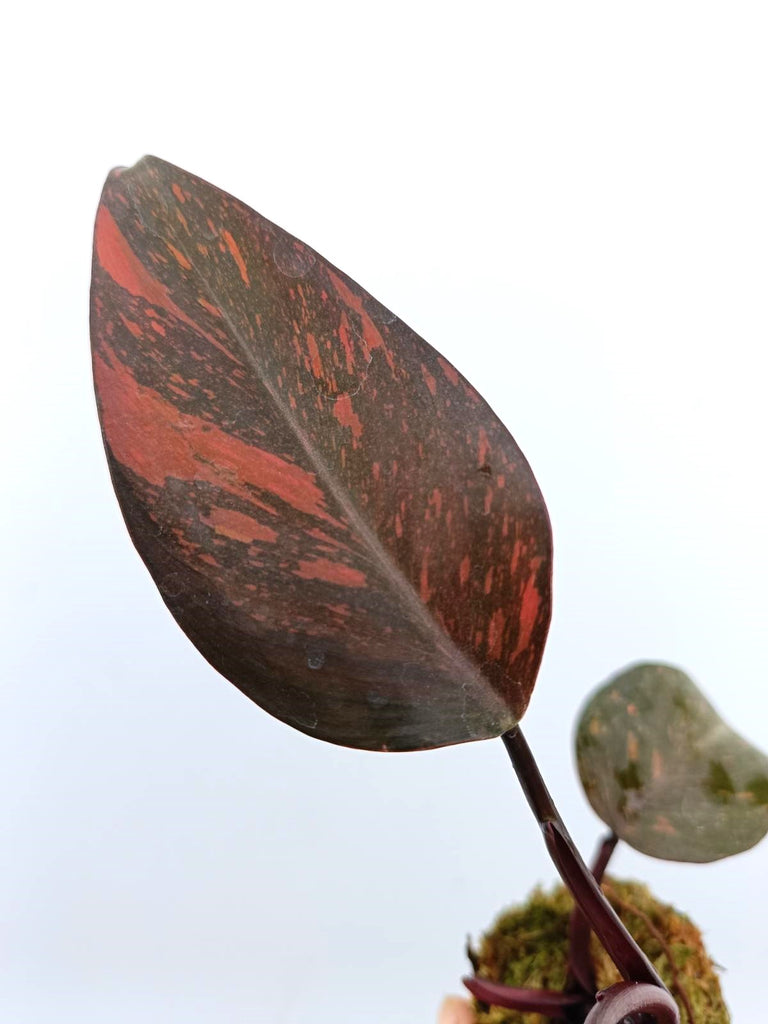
[576,663,768,861]
[90,156,552,752]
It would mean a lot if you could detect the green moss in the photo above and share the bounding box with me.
[469,877,729,1024]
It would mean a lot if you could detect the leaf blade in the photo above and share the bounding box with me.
[91,156,552,751]
[576,662,768,861]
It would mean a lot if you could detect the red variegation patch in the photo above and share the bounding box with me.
[91,156,552,751]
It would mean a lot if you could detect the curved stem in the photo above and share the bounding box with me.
[501,727,667,992]
[591,833,619,886]
[567,832,619,996]
[463,976,583,1017]
[583,982,679,1024]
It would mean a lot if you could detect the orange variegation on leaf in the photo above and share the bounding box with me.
[576,663,768,862]
[91,157,552,752]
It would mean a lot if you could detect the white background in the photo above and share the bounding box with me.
[3,3,767,1021]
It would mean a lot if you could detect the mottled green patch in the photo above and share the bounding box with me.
[672,691,689,712]
[615,760,643,791]
[706,761,735,803]
[470,878,730,1024]
[747,774,768,805]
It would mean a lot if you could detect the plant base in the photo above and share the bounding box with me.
[468,877,729,1024]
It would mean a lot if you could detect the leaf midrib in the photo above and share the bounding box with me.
[123,164,514,738]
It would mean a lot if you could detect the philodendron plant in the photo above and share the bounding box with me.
[90,157,768,1024]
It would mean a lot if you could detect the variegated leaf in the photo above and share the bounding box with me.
[576,663,768,861]
[91,157,552,751]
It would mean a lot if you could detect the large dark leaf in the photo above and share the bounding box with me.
[90,156,551,751]
[576,662,768,861]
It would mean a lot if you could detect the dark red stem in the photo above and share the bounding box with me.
[463,976,583,1016]
[567,832,619,995]
[501,727,666,991]
[591,833,619,886]
[583,982,678,1024]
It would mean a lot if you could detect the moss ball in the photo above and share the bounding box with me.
[469,877,729,1024]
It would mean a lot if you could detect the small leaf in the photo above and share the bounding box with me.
[91,157,552,752]
[575,662,768,862]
